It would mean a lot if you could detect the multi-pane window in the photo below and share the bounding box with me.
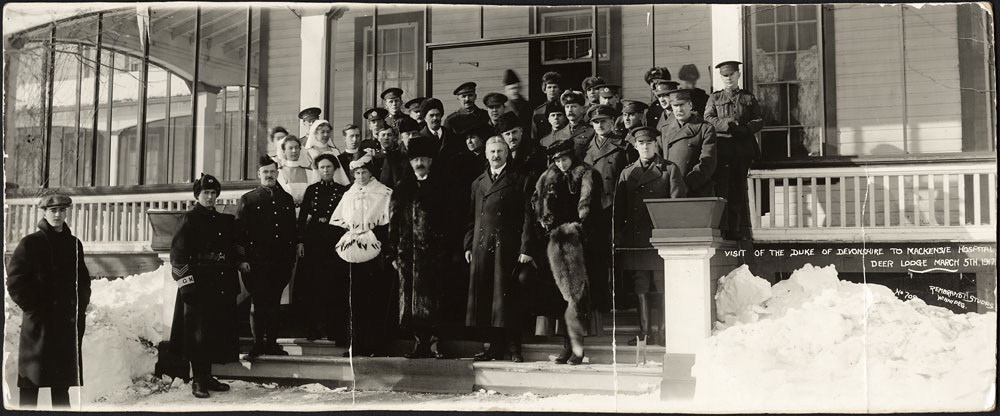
[540,8,609,63]
[363,23,419,115]
[751,4,824,160]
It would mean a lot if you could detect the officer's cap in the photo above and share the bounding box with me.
[298,107,321,121]
[652,80,680,97]
[405,97,426,111]
[644,67,671,86]
[38,194,73,209]
[621,100,649,114]
[630,126,660,143]
[668,88,694,105]
[587,104,619,122]
[363,107,389,121]
[258,155,278,168]
[715,61,742,76]
[380,87,404,101]
[483,92,508,108]
[453,82,477,96]
[596,84,621,98]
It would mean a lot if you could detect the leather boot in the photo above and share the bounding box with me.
[629,294,651,346]
[206,376,230,392]
[554,336,572,364]
[191,377,210,399]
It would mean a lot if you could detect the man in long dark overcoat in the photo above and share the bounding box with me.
[659,89,718,197]
[464,137,535,362]
[168,174,241,398]
[7,194,91,408]
[390,136,451,358]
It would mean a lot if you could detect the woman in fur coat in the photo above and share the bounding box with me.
[528,139,603,364]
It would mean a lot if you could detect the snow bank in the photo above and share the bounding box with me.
[694,263,997,413]
[4,266,165,406]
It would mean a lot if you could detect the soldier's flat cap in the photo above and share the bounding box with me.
[630,126,660,143]
[380,87,404,100]
[405,97,426,111]
[363,107,389,121]
[546,139,576,160]
[38,194,72,209]
[667,88,694,104]
[502,69,521,85]
[560,90,587,106]
[397,117,421,134]
[587,104,619,121]
[192,173,221,198]
[483,92,508,108]
[496,112,522,134]
[454,82,477,96]
[258,155,278,167]
[621,100,649,114]
[582,76,606,91]
[596,84,621,98]
[652,80,680,97]
[715,61,742,75]
[406,135,437,160]
[298,107,322,121]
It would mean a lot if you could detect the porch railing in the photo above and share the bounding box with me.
[747,160,997,242]
[4,187,255,250]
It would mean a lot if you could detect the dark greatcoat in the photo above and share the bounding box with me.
[646,99,666,128]
[379,147,411,189]
[421,125,463,168]
[391,173,450,328]
[508,142,548,183]
[504,95,533,135]
[547,122,595,160]
[688,87,710,118]
[296,180,350,337]
[7,219,91,388]
[444,106,490,131]
[659,113,718,197]
[613,154,688,249]
[168,204,241,365]
[464,166,535,328]
[532,100,562,140]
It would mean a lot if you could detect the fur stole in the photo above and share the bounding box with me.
[547,222,588,305]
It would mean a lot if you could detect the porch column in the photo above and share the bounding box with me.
[298,6,333,137]
[710,4,744,89]
[193,87,218,177]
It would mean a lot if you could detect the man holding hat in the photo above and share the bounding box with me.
[162,174,241,398]
[381,87,407,131]
[7,194,92,407]
[704,60,763,241]
[613,126,687,347]
[502,69,532,134]
[497,111,546,180]
[390,135,451,359]
[660,89,718,197]
[237,156,302,358]
[363,107,390,142]
[532,71,564,140]
[583,104,636,316]
[617,100,649,138]
[547,90,595,160]
[650,79,680,132]
[482,92,509,134]
[444,82,489,131]
[298,107,322,144]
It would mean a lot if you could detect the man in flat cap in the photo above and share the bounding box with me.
[7,194,91,407]
[613,126,687,347]
[547,90,595,160]
[617,100,648,139]
[381,87,408,131]
[237,156,301,358]
[678,64,709,117]
[532,71,564,140]
[405,97,427,127]
[643,67,671,128]
[704,60,763,241]
[583,104,636,317]
[537,105,568,149]
[483,92,509,135]
[444,82,489,131]
[298,107,322,147]
[660,89,717,197]
[363,107,390,142]
[498,111,546,181]
[165,174,241,398]
[390,135,451,359]
[502,69,532,135]
[650,79,680,133]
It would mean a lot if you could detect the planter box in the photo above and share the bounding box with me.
[147,209,186,252]
[644,197,726,229]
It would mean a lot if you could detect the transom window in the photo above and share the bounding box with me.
[540,8,610,64]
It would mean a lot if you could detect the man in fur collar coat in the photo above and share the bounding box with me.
[390,135,450,359]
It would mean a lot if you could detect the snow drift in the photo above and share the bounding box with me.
[695,264,997,413]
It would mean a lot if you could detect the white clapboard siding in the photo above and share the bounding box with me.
[430,5,480,44]
[483,5,530,40]
[431,44,530,115]
[262,6,301,136]
[621,5,712,100]
[332,7,364,149]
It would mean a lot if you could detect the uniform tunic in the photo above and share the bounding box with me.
[168,204,240,365]
[443,106,490,131]
[532,100,562,140]
[547,122,595,160]
[296,180,350,338]
[659,113,718,197]
[7,220,91,388]
[704,87,764,239]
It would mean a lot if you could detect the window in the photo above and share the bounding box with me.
[540,8,610,64]
[362,23,419,115]
[751,4,824,160]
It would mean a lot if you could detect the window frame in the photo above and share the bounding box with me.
[539,8,611,65]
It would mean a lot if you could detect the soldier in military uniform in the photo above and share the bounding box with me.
[531,71,563,140]
[444,82,490,131]
[237,156,301,357]
[651,80,680,133]
[595,84,623,113]
[613,127,687,346]
[483,92,508,134]
[405,97,427,126]
[169,174,240,398]
[643,67,671,127]
[298,107,322,147]
[617,100,648,139]
[660,89,718,197]
[502,69,532,135]
[363,107,390,142]
[583,104,637,316]
[547,90,595,160]
[704,61,764,241]
[538,105,568,149]
[498,112,546,181]
[382,87,408,131]
[296,154,350,343]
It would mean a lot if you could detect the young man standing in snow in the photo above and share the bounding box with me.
[7,194,92,408]
[168,175,241,398]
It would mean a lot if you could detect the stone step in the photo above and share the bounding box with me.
[213,355,663,396]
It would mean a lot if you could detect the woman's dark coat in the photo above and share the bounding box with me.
[7,219,92,388]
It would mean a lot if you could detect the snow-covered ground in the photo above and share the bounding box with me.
[3,263,996,412]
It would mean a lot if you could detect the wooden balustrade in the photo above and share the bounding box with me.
[4,188,254,249]
[747,161,997,242]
